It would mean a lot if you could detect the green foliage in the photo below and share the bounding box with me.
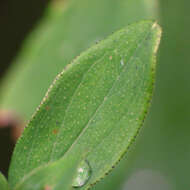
[8,21,161,189]
[0,0,158,121]
[0,172,10,190]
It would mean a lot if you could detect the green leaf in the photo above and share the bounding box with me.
[0,172,10,190]
[9,20,161,189]
[0,0,158,121]
[14,153,83,190]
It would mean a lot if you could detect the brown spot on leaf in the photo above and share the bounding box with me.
[45,106,50,111]
[44,185,52,190]
[53,129,58,134]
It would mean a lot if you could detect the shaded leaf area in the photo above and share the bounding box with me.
[0,172,10,190]
[14,153,82,190]
[0,0,158,121]
[9,21,161,189]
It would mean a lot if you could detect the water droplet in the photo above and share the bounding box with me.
[120,59,124,66]
[72,160,91,188]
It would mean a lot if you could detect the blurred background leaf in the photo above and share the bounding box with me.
[0,0,158,121]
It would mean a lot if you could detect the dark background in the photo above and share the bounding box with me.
[0,0,48,80]
[0,0,49,176]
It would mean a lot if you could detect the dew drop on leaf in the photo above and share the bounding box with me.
[72,160,91,188]
[120,59,124,66]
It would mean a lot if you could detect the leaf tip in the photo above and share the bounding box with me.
[151,22,162,54]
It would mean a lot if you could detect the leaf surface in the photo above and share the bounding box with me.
[9,21,161,189]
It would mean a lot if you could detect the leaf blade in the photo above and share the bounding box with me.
[9,21,161,189]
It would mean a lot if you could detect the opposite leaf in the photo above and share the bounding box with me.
[9,21,161,189]
[0,172,10,190]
